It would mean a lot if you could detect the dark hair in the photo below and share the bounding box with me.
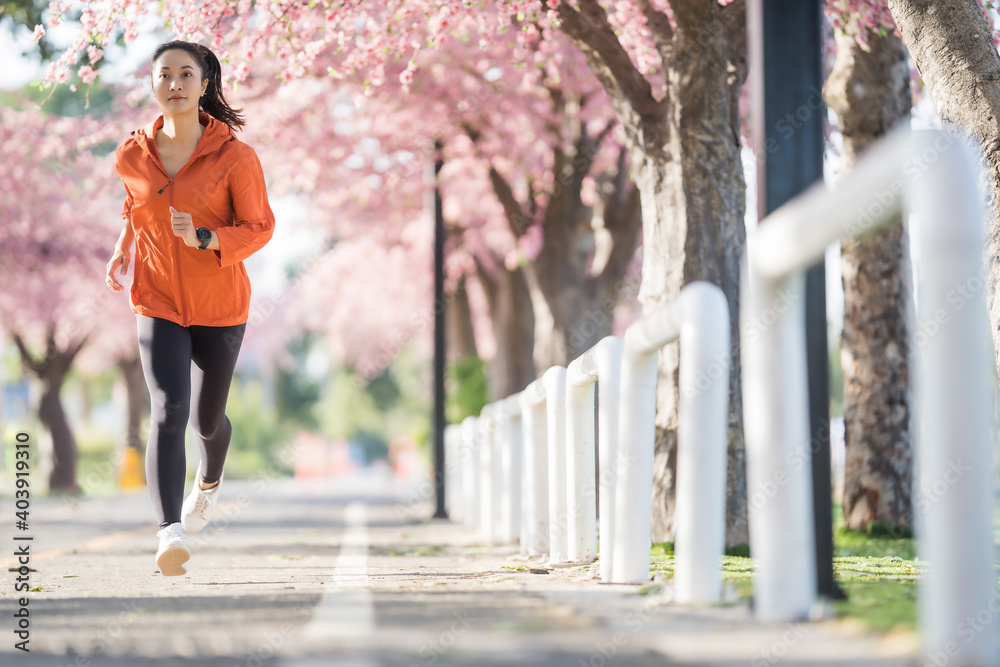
[150,40,245,131]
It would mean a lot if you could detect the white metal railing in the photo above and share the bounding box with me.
[543,366,570,563]
[612,282,730,599]
[745,127,996,664]
[449,280,731,600]
[566,336,622,581]
[498,395,522,544]
[443,127,994,663]
[459,416,478,531]
[519,380,549,556]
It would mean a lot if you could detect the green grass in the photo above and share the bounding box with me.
[649,510,933,633]
[828,502,922,631]
[831,556,922,631]
[833,579,917,631]
[833,526,916,560]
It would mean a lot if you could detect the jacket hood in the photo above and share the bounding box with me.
[131,112,235,164]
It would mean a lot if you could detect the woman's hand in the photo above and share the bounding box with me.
[170,206,199,247]
[106,245,130,292]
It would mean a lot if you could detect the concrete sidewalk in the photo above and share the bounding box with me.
[0,470,919,666]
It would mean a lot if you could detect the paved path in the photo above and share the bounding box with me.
[0,470,920,666]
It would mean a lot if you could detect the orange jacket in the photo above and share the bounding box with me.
[115,112,274,327]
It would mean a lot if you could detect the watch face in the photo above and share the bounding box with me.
[197,228,212,242]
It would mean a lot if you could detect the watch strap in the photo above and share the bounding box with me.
[196,227,211,250]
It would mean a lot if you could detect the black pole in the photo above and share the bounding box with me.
[753,0,844,599]
[429,140,448,520]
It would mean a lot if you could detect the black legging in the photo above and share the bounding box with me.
[137,316,245,529]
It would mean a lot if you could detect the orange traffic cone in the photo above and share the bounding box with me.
[119,446,145,489]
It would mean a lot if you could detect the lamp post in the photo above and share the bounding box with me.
[749,0,842,600]
[429,139,448,519]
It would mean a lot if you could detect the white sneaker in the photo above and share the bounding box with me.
[155,522,190,576]
[181,463,223,533]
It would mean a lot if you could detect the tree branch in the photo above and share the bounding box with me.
[11,333,42,376]
[488,166,532,238]
[470,251,499,312]
[599,178,642,284]
[594,118,618,149]
[65,333,90,364]
[669,0,717,35]
[634,0,675,66]
[552,0,662,118]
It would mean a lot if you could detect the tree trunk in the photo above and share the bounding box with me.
[483,126,642,373]
[527,177,642,370]
[446,276,479,362]
[475,262,536,400]
[117,353,148,451]
[556,0,749,546]
[13,331,85,494]
[824,30,913,530]
[642,7,748,547]
[38,378,78,492]
[888,0,1000,380]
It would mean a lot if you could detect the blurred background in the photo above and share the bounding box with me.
[0,2,484,496]
[0,0,955,533]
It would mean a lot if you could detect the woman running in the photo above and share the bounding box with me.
[106,40,274,576]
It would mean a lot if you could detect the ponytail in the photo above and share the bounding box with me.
[150,40,246,131]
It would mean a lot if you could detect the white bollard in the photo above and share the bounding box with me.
[907,132,996,667]
[520,381,549,558]
[494,402,511,543]
[566,336,623,569]
[444,424,461,523]
[543,366,569,564]
[674,285,731,604]
[565,356,598,564]
[489,404,503,545]
[461,416,479,531]
[498,395,523,544]
[478,405,496,544]
[595,338,623,582]
[741,267,814,620]
[745,129,916,621]
[747,127,998,651]
[611,328,659,584]
[612,282,730,591]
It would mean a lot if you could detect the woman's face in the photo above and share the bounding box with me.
[152,49,207,116]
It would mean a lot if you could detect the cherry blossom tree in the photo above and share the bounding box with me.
[234,29,640,401]
[41,0,750,543]
[0,100,134,493]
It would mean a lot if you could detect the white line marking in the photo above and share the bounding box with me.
[300,502,374,640]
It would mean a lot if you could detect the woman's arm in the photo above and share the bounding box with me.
[213,146,275,268]
[106,219,134,292]
[115,217,134,250]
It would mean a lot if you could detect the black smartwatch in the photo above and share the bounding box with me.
[195,227,212,250]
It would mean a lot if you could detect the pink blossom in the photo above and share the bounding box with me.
[78,65,98,85]
[32,25,45,44]
[87,46,103,64]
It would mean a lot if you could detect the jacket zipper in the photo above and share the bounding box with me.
[165,179,190,327]
[152,135,217,326]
